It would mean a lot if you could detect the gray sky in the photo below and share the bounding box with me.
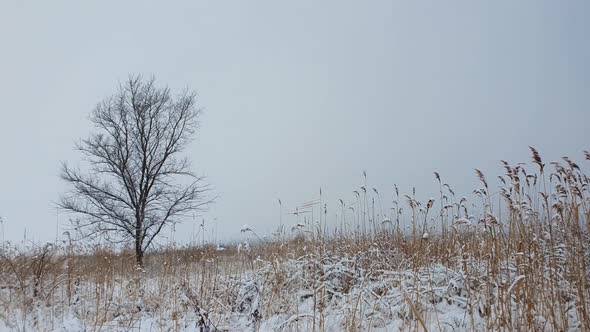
[0,1,589,245]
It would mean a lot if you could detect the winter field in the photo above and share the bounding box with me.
[1,150,590,331]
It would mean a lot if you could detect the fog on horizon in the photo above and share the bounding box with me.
[0,1,589,246]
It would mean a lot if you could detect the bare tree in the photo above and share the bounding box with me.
[59,76,212,267]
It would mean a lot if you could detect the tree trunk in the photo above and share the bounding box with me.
[135,237,144,268]
[135,221,144,268]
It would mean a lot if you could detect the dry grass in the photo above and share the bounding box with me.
[1,149,589,331]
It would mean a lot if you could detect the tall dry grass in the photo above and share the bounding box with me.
[0,149,589,331]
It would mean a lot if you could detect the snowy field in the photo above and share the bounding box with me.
[0,231,587,332]
[1,154,590,331]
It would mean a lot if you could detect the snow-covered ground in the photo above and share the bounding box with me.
[0,241,585,331]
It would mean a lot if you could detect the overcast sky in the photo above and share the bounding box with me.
[0,1,589,245]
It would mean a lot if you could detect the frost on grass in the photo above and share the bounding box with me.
[2,151,589,331]
[0,239,587,331]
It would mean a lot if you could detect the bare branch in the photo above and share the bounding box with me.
[59,75,212,267]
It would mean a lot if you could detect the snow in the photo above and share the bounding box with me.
[0,239,586,331]
[1,253,582,332]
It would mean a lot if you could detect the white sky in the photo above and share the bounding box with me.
[0,1,589,245]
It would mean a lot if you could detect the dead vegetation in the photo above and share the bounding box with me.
[1,149,589,331]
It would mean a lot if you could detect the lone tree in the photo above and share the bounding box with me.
[60,76,211,267]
